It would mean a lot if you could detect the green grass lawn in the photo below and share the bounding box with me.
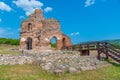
[0,44,21,54]
[0,44,120,80]
[0,63,120,80]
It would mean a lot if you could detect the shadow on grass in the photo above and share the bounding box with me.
[101,57,120,67]
[107,61,120,67]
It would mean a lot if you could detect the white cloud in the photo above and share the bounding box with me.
[13,0,44,16]
[0,18,2,22]
[0,2,12,12]
[85,0,95,7]
[19,16,25,19]
[44,7,53,12]
[75,32,80,35]
[70,33,74,36]
[70,32,80,36]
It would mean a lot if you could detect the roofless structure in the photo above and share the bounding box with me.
[20,9,72,50]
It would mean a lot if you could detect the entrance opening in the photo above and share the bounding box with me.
[27,37,32,50]
[51,37,57,49]
[81,50,90,56]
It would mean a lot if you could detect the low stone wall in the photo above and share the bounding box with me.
[21,50,110,73]
[0,50,110,73]
[0,54,34,65]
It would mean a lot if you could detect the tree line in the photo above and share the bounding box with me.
[0,38,19,45]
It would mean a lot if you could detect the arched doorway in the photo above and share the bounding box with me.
[27,37,32,50]
[50,37,57,49]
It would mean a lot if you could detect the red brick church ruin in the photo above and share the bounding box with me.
[20,9,72,50]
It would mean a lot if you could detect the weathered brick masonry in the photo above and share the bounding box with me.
[20,9,72,50]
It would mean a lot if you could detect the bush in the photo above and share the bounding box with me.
[51,43,56,48]
[0,38,19,45]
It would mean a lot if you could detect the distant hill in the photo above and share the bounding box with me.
[104,39,120,48]
[79,39,120,48]
[104,39,120,45]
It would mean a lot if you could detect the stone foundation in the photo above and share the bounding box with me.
[0,49,110,73]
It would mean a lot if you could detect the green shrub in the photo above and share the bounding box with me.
[51,43,56,48]
[0,38,19,45]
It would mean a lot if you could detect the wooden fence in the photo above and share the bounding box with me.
[62,42,120,63]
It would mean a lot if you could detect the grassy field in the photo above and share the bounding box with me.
[0,63,120,80]
[0,44,120,80]
[0,44,21,54]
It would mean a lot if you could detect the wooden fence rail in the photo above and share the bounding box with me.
[62,42,120,63]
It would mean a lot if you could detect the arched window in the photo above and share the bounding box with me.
[50,37,57,49]
[28,23,32,31]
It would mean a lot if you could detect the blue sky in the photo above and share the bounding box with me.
[0,0,120,44]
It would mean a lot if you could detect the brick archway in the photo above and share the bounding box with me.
[49,36,61,49]
[50,36,57,49]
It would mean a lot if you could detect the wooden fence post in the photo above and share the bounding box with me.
[72,45,74,51]
[80,44,82,56]
[105,42,109,59]
[97,42,101,60]
[87,44,90,55]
